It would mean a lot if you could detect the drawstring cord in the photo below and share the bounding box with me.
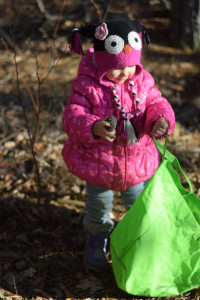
[111,81,140,145]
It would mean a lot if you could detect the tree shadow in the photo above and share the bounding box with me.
[0,196,132,299]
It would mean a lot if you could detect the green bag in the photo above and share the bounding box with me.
[110,130,200,297]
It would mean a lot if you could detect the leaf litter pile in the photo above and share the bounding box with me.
[0,0,200,299]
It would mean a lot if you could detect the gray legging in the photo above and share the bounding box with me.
[83,181,146,234]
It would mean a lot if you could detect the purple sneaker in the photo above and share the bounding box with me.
[85,232,108,268]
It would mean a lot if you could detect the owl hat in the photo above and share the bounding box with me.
[68,17,150,81]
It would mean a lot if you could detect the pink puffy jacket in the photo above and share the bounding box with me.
[62,48,175,191]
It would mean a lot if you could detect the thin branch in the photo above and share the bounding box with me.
[0,37,10,51]
[25,86,38,113]
[12,276,18,296]
[0,27,18,50]
[6,0,65,203]
[90,0,104,21]
[53,0,67,39]
[9,0,42,203]
[13,46,42,203]
[35,0,67,22]
[36,0,49,16]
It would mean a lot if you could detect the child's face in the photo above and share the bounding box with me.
[105,65,136,84]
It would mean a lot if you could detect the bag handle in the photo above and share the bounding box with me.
[153,127,193,193]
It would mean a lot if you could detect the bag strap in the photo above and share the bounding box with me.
[153,128,193,193]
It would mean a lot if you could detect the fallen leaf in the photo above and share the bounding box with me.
[76,276,103,294]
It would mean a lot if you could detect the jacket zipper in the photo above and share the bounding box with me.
[121,83,127,191]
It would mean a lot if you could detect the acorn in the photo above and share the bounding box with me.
[105,116,117,139]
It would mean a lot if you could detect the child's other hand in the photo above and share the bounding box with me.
[92,118,116,142]
[152,117,168,137]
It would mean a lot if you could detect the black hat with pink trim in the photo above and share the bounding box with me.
[68,17,150,77]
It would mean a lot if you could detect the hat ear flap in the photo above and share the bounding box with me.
[68,29,84,55]
[68,25,96,55]
[132,20,150,47]
[141,25,150,47]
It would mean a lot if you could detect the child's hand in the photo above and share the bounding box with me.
[152,117,168,137]
[92,118,116,142]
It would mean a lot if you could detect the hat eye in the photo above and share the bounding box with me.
[128,31,142,50]
[105,35,124,54]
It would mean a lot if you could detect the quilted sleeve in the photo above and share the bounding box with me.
[62,77,101,143]
[144,71,176,137]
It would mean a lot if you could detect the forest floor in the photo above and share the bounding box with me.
[0,0,200,299]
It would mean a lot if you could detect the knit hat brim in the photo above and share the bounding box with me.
[94,47,142,84]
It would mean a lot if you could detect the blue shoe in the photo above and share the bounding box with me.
[85,232,108,268]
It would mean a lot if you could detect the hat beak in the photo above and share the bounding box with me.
[123,44,131,54]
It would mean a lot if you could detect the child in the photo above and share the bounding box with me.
[62,16,176,268]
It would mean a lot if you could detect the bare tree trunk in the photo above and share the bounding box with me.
[171,0,200,51]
